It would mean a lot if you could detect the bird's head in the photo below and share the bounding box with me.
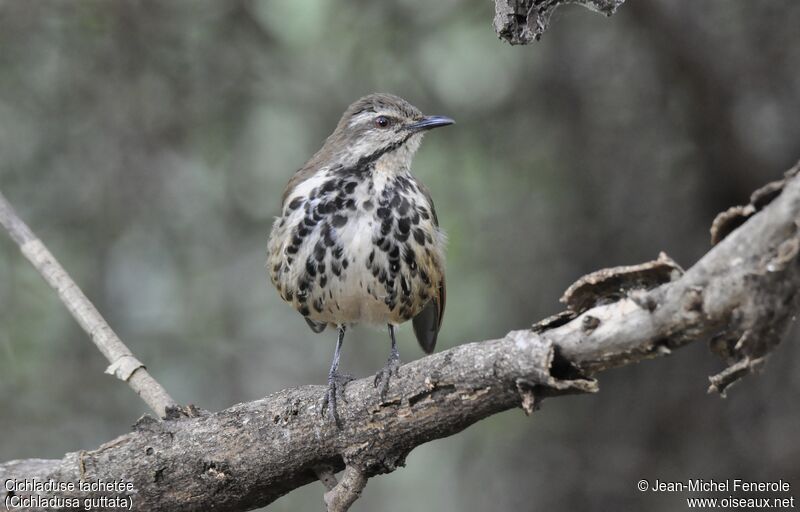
[323,93,454,171]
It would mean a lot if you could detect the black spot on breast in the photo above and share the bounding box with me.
[377,207,390,219]
[313,297,324,313]
[332,214,348,227]
[403,248,417,270]
[398,198,410,216]
[298,278,310,293]
[287,197,303,210]
[413,228,426,245]
[397,217,410,234]
[299,305,310,316]
[314,242,326,261]
[401,276,410,296]
[345,199,356,210]
[381,218,393,236]
[368,250,375,264]
[342,258,349,269]
[321,180,337,193]
[322,224,335,246]
[363,200,374,211]
[286,245,299,255]
[332,245,343,260]
[345,181,358,194]
[305,259,316,277]
[332,262,342,277]
[319,274,327,288]
[418,207,430,220]
[388,245,400,261]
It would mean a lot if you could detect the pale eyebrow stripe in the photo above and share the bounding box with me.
[348,110,395,128]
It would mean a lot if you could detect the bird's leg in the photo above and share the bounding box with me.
[320,325,352,426]
[374,324,401,398]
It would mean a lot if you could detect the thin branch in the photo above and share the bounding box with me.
[323,466,367,512]
[0,189,177,418]
[1,164,798,512]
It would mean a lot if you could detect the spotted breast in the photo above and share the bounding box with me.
[267,164,445,333]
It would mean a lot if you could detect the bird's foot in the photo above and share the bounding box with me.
[373,352,401,399]
[320,372,354,427]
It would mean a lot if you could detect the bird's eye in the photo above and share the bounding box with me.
[375,116,391,128]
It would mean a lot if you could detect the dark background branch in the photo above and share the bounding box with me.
[494,0,627,44]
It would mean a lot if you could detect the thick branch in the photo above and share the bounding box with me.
[0,190,177,418]
[2,164,799,511]
[494,0,626,45]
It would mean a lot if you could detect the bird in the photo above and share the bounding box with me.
[267,93,453,424]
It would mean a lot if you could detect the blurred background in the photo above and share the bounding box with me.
[1,1,799,510]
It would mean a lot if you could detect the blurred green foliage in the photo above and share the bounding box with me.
[1,1,799,510]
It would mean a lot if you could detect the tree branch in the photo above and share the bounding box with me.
[2,163,799,511]
[323,466,367,512]
[494,0,627,45]
[0,190,177,419]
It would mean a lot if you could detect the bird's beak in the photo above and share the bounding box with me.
[405,115,455,132]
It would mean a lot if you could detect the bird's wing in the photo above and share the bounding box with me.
[412,276,445,354]
[413,182,445,354]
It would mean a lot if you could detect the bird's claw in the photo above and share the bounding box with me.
[373,353,401,399]
[320,372,354,426]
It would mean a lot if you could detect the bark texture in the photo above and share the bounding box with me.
[494,0,626,44]
[2,164,799,511]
